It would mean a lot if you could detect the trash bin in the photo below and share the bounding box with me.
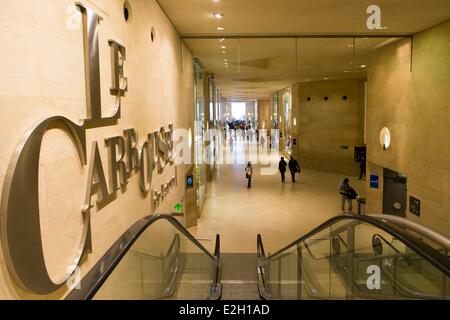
[357,197,367,215]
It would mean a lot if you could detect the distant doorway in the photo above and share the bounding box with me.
[383,168,407,217]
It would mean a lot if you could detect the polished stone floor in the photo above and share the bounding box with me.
[189,138,366,254]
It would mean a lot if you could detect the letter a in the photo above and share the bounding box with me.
[366,265,381,290]
[83,141,112,212]
[367,5,382,30]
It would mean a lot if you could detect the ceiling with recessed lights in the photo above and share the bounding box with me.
[158,0,450,100]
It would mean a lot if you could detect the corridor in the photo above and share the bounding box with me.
[189,138,366,254]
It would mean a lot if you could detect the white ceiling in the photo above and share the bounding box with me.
[158,0,450,100]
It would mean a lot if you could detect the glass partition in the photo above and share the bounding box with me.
[93,219,217,300]
[260,217,449,300]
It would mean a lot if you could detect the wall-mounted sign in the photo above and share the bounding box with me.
[186,175,194,189]
[409,196,421,217]
[370,175,380,189]
[0,3,176,296]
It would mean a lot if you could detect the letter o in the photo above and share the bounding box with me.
[139,140,153,193]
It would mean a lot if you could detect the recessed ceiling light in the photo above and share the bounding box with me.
[324,77,329,80]
[221,46,226,49]
[361,65,367,68]
[221,51,226,54]
[217,27,225,31]
[213,13,223,19]
[344,70,352,73]
[347,44,354,48]
[219,38,225,42]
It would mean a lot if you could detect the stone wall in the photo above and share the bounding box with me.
[365,21,450,236]
[0,0,195,299]
[292,79,366,176]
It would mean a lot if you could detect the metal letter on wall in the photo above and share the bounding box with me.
[77,3,126,128]
[83,141,114,212]
[124,128,140,174]
[0,117,91,294]
[105,136,129,191]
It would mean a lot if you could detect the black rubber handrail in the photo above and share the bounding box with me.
[209,234,222,300]
[65,214,220,300]
[264,214,450,277]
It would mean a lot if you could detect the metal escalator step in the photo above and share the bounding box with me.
[221,282,261,300]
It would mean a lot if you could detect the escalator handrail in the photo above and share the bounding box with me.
[209,234,222,300]
[265,214,450,277]
[369,214,450,251]
[257,234,266,258]
[65,214,220,300]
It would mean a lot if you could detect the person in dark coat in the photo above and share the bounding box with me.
[245,162,253,189]
[339,178,358,213]
[288,156,301,183]
[279,157,288,183]
[359,156,366,180]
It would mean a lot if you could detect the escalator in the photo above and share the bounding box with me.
[257,214,450,300]
[65,213,449,300]
[66,214,221,300]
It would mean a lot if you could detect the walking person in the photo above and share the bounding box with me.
[279,157,288,183]
[245,162,253,189]
[288,156,301,183]
[359,156,366,180]
[260,134,266,149]
[339,178,358,213]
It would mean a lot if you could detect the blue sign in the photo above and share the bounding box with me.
[186,175,194,189]
[370,175,379,189]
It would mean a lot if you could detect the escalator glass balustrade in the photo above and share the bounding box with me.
[66,215,221,300]
[257,215,450,300]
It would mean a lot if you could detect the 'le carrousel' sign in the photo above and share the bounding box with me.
[1,3,176,295]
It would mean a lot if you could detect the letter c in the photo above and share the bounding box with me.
[0,117,90,294]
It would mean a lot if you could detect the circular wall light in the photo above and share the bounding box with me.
[380,127,391,150]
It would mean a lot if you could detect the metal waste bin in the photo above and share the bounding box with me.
[357,197,367,215]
